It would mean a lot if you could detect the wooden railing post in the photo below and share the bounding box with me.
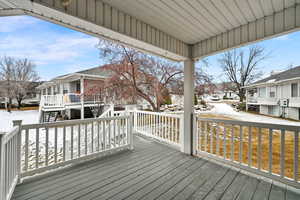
[0,132,5,200]
[13,120,22,184]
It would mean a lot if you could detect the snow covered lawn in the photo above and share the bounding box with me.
[0,110,39,132]
[202,103,300,126]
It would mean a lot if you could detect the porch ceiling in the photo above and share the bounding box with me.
[0,0,300,60]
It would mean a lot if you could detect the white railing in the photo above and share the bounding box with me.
[98,104,114,118]
[20,115,133,177]
[0,121,22,200]
[133,110,182,148]
[41,94,64,107]
[194,117,300,188]
[41,94,104,108]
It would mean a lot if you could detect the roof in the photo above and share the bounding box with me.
[53,65,112,80]
[252,66,300,85]
[75,65,112,77]
[244,66,300,89]
[38,65,113,89]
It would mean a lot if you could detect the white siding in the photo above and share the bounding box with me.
[287,107,299,120]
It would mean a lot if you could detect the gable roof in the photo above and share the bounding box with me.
[250,66,300,86]
[53,65,112,80]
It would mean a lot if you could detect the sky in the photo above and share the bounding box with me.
[1,15,300,82]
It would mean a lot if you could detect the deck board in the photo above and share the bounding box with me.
[12,135,300,200]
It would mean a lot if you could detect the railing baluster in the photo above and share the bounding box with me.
[113,119,116,148]
[280,129,285,178]
[71,126,74,159]
[269,128,273,174]
[194,117,198,153]
[63,126,66,161]
[85,123,87,155]
[216,123,220,156]
[24,129,29,172]
[210,123,213,154]
[91,122,94,152]
[54,127,58,163]
[118,119,121,147]
[108,119,111,148]
[248,126,252,167]
[239,126,243,163]
[171,117,174,142]
[223,125,226,159]
[35,128,39,169]
[294,131,299,182]
[175,117,178,143]
[103,120,106,150]
[258,128,262,170]
[231,126,234,161]
[97,122,100,151]
[78,124,81,157]
[205,121,208,152]
[199,121,202,151]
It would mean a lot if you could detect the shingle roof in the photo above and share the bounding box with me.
[76,65,112,77]
[53,65,113,80]
[253,66,300,84]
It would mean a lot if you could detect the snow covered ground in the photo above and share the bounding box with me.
[204,103,300,126]
[0,110,39,132]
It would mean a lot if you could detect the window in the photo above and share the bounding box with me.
[269,87,276,98]
[268,106,275,115]
[291,83,298,97]
[76,82,81,93]
[258,87,266,97]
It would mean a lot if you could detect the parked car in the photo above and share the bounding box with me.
[211,95,220,101]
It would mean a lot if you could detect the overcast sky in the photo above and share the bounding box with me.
[1,15,300,82]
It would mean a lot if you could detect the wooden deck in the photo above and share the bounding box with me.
[12,135,300,200]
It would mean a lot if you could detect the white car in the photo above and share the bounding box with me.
[211,95,220,101]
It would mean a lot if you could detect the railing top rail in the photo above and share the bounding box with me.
[135,110,181,118]
[2,126,19,144]
[22,115,130,129]
[197,117,300,132]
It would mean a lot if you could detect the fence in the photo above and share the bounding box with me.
[0,121,22,200]
[194,117,300,188]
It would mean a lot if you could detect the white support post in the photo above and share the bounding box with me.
[0,132,5,200]
[182,58,195,155]
[13,120,22,183]
[80,76,84,119]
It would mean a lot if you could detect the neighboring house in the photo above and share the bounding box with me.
[245,66,300,120]
[198,82,239,101]
[37,65,145,122]
[37,66,112,122]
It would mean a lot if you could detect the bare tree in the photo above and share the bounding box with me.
[0,57,39,110]
[218,45,266,102]
[97,40,183,111]
[0,57,15,112]
[13,59,39,109]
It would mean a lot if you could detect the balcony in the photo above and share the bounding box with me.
[1,111,300,200]
[40,94,103,110]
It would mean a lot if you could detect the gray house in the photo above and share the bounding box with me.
[245,66,300,120]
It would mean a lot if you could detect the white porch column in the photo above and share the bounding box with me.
[80,76,84,119]
[182,59,195,154]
